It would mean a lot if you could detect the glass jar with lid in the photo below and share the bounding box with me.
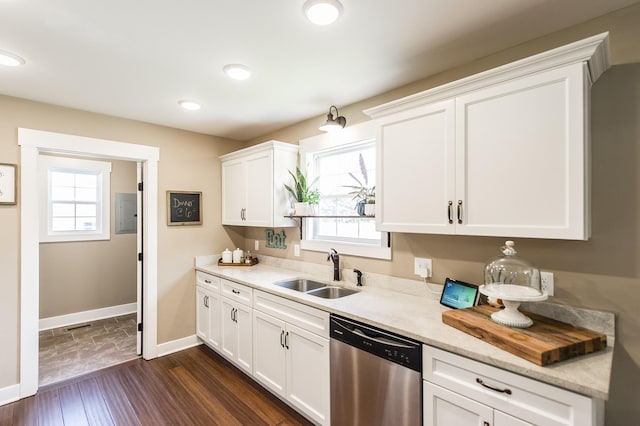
[480,240,547,328]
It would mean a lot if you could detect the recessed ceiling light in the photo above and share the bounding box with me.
[303,0,342,25]
[178,100,201,111]
[0,49,25,67]
[223,64,251,80]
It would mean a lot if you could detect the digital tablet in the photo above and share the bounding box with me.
[440,277,480,309]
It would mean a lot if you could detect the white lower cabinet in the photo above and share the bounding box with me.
[195,272,221,351]
[253,290,330,426]
[423,345,603,426]
[220,279,253,375]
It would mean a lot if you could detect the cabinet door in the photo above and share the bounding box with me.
[455,63,587,239]
[376,100,456,233]
[286,323,330,426]
[220,298,238,361]
[221,158,246,225]
[235,303,253,374]
[206,291,222,351]
[195,286,210,341]
[424,381,492,426]
[253,310,287,398]
[244,151,273,226]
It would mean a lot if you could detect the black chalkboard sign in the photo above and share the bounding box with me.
[167,191,202,225]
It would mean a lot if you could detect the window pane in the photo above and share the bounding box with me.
[52,203,75,217]
[75,173,97,188]
[76,187,97,202]
[52,217,75,231]
[51,186,75,201]
[76,217,96,231]
[51,171,74,187]
[76,203,97,217]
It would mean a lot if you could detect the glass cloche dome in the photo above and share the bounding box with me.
[480,241,547,328]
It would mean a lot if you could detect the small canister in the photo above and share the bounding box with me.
[232,248,244,263]
[222,248,233,263]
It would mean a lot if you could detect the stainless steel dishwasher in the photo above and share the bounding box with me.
[330,314,422,426]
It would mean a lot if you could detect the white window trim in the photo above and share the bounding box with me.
[39,155,112,242]
[299,121,391,260]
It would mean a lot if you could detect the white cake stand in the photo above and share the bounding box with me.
[479,284,548,328]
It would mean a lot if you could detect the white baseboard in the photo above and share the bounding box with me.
[157,335,201,357]
[0,383,20,407]
[39,303,137,331]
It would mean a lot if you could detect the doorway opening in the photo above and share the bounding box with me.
[19,128,159,398]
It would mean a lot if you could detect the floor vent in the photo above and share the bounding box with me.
[66,323,92,331]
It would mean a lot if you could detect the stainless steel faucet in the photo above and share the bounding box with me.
[328,248,340,281]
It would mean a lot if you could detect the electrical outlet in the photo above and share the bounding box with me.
[414,257,432,278]
[541,271,554,296]
[255,239,259,250]
[294,244,300,257]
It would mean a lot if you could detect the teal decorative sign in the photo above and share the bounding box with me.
[265,229,287,249]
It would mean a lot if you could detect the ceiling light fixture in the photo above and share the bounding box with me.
[178,100,201,111]
[0,49,25,67]
[319,105,346,132]
[303,0,343,25]
[223,64,251,80]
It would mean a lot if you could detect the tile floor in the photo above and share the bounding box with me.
[39,313,140,386]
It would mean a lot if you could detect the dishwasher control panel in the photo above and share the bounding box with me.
[330,314,422,372]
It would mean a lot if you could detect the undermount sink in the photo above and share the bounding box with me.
[273,279,359,299]
[274,279,327,292]
[306,286,359,299]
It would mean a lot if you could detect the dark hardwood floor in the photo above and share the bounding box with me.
[0,345,313,426]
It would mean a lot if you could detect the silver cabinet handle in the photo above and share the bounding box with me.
[204,279,211,284]
[232,289,240,294]
[457,200,463,224]
[476,378,512,395]
[447,201,453,224]
[204,295,209,308]
[284,331,289,349]
[280,330,285,348]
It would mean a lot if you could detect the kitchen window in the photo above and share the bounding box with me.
[299,122,391,259]
[39,155,111,242]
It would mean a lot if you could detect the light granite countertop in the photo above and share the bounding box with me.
[195,255,614,401]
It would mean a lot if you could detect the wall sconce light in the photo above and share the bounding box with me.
[319,105,346,132]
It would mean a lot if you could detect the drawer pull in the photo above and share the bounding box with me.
[232,289,241,294]
[457,200,463,224]
[447,201,453,224]
[476,378,512,395]
[204,279,211,284]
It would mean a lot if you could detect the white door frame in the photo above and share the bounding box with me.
[18,128,160,398]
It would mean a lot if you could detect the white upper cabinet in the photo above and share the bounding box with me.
[365,33,610,240]
[220,140,298,227]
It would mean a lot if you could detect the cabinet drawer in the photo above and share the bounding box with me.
[253,290,329,338]
[196,271,220,291]
[221,279,253,306]
[423,345,599,426]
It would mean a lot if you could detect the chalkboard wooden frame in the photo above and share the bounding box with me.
[166,190,202,226]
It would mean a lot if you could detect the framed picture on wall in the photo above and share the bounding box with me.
[167,190,202,225]
[0,163,16,205]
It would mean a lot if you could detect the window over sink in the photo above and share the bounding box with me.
[298,121,391,260]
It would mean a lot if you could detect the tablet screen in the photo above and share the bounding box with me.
[440,278,479,309]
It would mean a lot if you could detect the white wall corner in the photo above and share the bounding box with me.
[156,335,202,357]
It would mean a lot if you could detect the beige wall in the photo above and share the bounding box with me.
[0,95,246,388]
[243,4,640,423]
[39,158,138,319]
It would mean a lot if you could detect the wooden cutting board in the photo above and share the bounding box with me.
[442,305,607,366]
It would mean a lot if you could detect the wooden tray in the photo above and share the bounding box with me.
[218,257,258,267]
[442,305,607,366]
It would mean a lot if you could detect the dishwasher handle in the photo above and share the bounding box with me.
[349,326,417,349]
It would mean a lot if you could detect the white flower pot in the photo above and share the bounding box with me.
[364,203,375,216]
[294,202,310,216]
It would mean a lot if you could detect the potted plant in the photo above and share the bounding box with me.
[284,167,320,216]
[344,154,375,216]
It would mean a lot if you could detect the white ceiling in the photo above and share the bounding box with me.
[0,1,636,141]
